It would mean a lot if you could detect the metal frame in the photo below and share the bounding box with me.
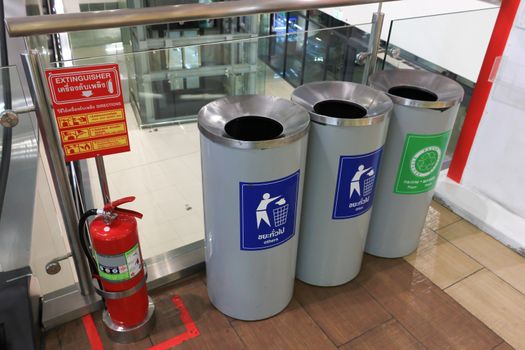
[282,12,291,79]
[362,6,385,84]
[7,0,390,328]
[6,0,396,37]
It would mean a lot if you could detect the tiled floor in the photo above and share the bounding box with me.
[53,38,525,350]
[44,202,525,350]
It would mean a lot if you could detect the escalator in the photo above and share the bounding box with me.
[0,1,41,349]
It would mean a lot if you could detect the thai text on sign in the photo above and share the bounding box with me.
[46,64,130,161]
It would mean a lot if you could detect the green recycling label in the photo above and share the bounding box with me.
[95,244,142,282]
[394,131,451,194]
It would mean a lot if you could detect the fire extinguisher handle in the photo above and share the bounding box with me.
[105,196,136,211]
[103,196,143,219]
[114,207,144,219]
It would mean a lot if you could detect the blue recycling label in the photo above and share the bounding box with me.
[240,171,300,251]
[332,148,383,219]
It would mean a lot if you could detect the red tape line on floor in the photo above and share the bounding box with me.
[148,295,200,350]
[81,295,199,350]
[82,314,104,350]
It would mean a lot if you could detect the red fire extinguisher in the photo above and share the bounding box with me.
[79,196,149,328]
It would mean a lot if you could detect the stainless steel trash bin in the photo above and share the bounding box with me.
[292,82,392,286]
[198,95,310,320]
[366,69,464,258]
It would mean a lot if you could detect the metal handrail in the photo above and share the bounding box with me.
[6,0,395,37]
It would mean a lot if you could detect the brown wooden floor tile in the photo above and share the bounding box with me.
[446,269,525,349]
[404,228,482,289]
[493,342,516,350]
[231,299,336,350]
[294,280,391,346]
[425,201,461,231]
[149,274,245,349]
[341,319,425,350]
[55,318,91,350]
[356,255,502,350]
[438,220,525,295]
[43,328,60,350]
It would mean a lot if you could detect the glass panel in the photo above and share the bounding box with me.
[0,65,29,112]
[283,11,307,86]
[0,65,76,294]
[383,7,499,160]
[268,12,288,75]
[42,24,368,261]
[303,24,369,85]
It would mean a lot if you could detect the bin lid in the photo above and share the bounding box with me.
[198,95,310,149]
[369,69,464,109]
[291,81,393,126]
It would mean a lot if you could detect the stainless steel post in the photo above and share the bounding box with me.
[362,6,385,85]
[95,156,111,205]
[21,50,94,296]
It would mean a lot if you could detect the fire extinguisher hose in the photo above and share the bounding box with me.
[78,209,99,274]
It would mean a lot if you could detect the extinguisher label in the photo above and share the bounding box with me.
[239,171,300,251]
[95,244,142,282]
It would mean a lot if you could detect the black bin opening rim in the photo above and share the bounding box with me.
[225,116,284,142]
[313,100,368,119]
[388,85,438,102]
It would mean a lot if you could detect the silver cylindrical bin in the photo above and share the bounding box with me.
[366,69,464,258]
[198,95,310,320]
[292,82,393,286]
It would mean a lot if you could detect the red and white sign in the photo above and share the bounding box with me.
[46,64,130,162]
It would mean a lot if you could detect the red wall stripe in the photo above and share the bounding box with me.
[447,0,520,183]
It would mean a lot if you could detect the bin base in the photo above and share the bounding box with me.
[103,297,155,344]
[209,293,292,321]
[364,245,418,259]
[296,273,359,288]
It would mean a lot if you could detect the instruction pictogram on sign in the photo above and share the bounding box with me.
[332,148,383,219]
[46,64,130,161]
[240,171,300,251]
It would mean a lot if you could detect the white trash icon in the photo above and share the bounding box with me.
[273,198,288,227]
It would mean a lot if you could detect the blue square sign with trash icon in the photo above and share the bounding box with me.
[239,171,300,251]
[333,148,383,219]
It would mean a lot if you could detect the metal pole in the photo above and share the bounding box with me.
[21,50,94,296]
[95,156,111,205]
[6,0,398,37]
[362,7,385,85]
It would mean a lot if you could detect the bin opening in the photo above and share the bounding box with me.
[313,100,367,119]
[388,85,438,102]
[225,116,284,141]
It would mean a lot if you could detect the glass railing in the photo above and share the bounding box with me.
[34,23,371,296]
[14,4,503,326]
[48,21,373,128]
[29,7,500,297]
[382,7,499,160]
[22,6,501,302]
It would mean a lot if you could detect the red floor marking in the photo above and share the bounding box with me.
[80,295,198,350]
[148,295,200,350]
[82,314,104,350]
